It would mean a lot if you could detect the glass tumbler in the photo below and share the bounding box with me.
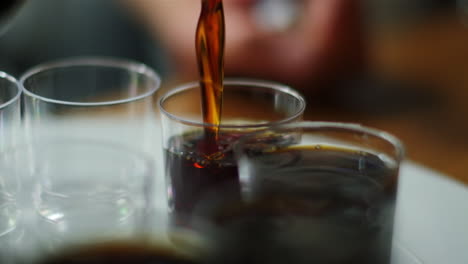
[5,140,155,263]
[0,72,22,263]
[20,57,161,154]
[3,143,218,264]
[226,121,404,264]
[159,79,306,218]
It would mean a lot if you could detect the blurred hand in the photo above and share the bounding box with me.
[124,0,364,91]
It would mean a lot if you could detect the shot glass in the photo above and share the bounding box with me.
[9,140,155,262]
[225,121,404,264]
[159,79,306,217]
[0,72,22,263]
[20,57,161,154]
[3,141,218,264]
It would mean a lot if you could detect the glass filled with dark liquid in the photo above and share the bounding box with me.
[159,79,306,219]
[216,121,404,264]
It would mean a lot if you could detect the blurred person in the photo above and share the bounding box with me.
[0,0,368,97]
[123,0,365,93]
[0,0,460,92]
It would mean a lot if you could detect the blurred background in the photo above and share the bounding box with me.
[0,0,467,183]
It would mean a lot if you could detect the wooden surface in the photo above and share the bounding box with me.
[371,13,468,185]
[306,12,468,185]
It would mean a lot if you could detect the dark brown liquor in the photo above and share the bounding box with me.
[165,131,241,216]
[37,242,203,264]
[196,0,225,144]
[175,0,228,217]
[206,146,398,264]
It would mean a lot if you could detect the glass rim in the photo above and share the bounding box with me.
[0,71,21,110]
[19,56,161,107]
[234,121,405,163]
[159,78,307,129]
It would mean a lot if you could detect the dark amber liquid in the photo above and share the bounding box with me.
[196,0,225,144]
[164,1,228,218]
[207,146,398,264]
[165,131,241,216]
[37,242,202,264]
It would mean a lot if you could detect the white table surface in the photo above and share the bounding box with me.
[393,162,468,264]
